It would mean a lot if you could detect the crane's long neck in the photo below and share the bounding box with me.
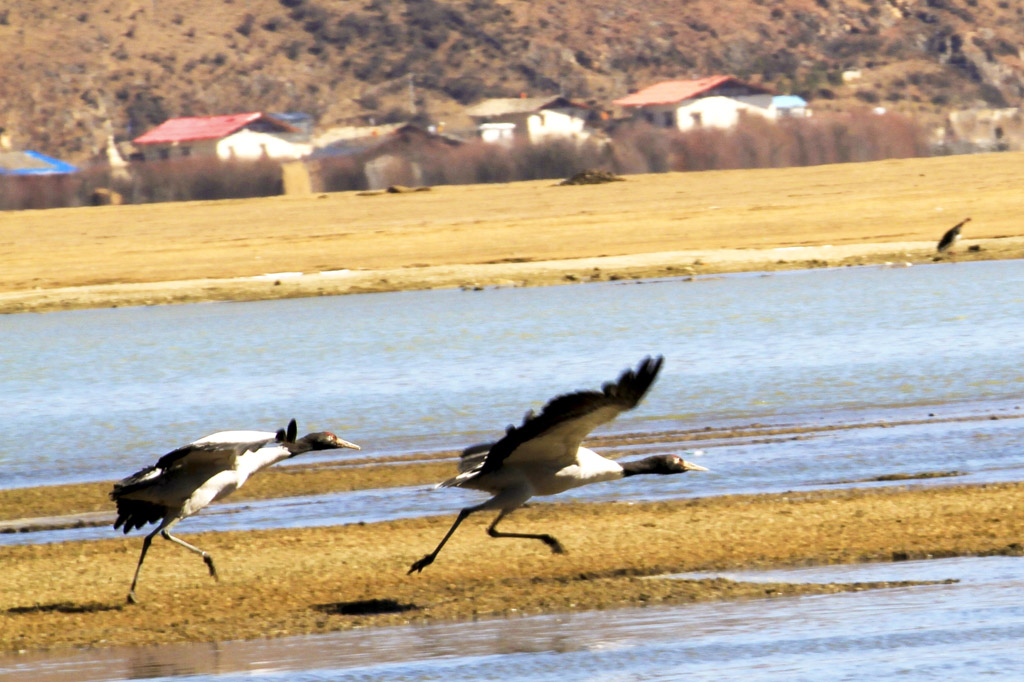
[236,445,291,479]
[620,456,672,477]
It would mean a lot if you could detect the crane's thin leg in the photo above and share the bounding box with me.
[408,507,475,574]
[487,509,565,554]
[162,529,218,579]
[126,527,160,604]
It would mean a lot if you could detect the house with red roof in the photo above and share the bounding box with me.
[613,76,776,132]
[132,112,312,162]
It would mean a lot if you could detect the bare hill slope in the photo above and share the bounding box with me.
[1,0,1022,162]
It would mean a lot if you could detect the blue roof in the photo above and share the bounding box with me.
[773,95,808,109]
[0,150,79,175]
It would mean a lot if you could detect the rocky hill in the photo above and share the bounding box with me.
[1,0,1022,163]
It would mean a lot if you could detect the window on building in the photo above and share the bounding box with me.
[663,111,674,127]
[691,112,702,127]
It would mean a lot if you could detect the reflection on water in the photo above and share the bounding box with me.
[2,556,1021,681]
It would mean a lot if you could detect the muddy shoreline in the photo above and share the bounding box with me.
[1,481,1021,652]
[3,239,1022,315]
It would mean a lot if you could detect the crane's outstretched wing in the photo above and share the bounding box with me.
[475,356,664,475]
[937,217,970,252]
[151,419,296,472]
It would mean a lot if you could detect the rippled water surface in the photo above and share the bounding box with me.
[2,556,1022,681]
[3,260,1023,490]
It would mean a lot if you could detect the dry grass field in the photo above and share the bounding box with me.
[2,152,1023,313]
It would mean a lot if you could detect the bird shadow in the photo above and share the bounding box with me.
[313,598,418,616]
[6,601,123,615]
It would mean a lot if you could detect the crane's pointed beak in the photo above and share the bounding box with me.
[338,438,361,450]
[681,460,709,472]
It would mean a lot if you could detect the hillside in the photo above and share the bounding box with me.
[1,0,1022,163]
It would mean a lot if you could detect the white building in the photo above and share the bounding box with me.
[613,75,776,131]
[465,96,592,144]
[132,112,312,162]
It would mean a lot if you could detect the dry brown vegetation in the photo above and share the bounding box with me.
[2,151,1023,314]
[1,0,1022,164]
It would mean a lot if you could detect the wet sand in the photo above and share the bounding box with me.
[2,479,1022,652]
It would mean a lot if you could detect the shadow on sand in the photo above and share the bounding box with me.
[314,598,418,616]
[6,601,123,615]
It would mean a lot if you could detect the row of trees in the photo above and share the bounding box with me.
[1,110,928,211]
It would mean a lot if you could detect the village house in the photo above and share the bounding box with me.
[313,123,463,189]
[132,112,312,162]
[613,75,776,131]
[464,96,592,144]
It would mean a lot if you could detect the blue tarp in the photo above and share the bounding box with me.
[0,150,79,175]
[773,95,808,109]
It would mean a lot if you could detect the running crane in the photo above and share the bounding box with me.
[408,356,707,574]
[111,419,360,603]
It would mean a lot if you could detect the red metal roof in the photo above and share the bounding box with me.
[133,112,291,144]
[613,76,770,107]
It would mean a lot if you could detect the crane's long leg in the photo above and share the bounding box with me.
[487,509,565,554]
[126,518,217,605]
[126,526,160,604]
[161,528,218,580]
[408,507,475,574]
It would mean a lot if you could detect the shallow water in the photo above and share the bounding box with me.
[3,261,1024,546]
[5,407,1023,547]
[2,556,1021,681]
[3,261,1023,490]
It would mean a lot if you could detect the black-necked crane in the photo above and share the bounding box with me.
[111,419,360,603]
[408,356,707,574]
[937,217,971,254]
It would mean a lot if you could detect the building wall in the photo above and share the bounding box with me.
[525,108,589,142]
[628,95,775,132]
[138,139,219,162]
[137,130,310,162]
[675,94,775,131]
[476,108,590,144]
[217,130,311,160]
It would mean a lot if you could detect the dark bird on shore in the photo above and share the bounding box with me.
[408,356,707,574]
[937,217,971,254]
[111,419,360,604]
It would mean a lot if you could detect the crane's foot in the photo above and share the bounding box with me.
[204,554,218,580]
[126,591,139,605]
[408,554,435,574]
[540,535,565,554]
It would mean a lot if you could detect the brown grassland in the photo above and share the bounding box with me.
[2,152,1024,314]
[1,154,1023,653]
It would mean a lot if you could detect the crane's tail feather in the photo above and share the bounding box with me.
[276,418,298,443]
